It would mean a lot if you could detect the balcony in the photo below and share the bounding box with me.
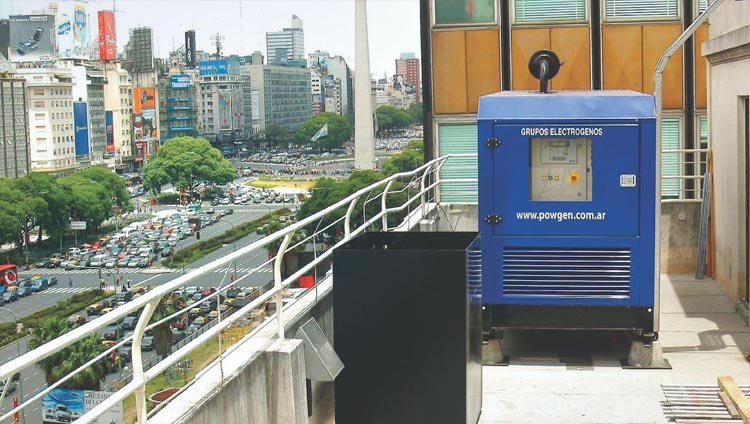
[1,154,748,424]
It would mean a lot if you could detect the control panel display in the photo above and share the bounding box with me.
[530,138,592,201]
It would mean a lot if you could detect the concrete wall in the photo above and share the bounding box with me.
[660,203,701,274]
[703,2,750,303]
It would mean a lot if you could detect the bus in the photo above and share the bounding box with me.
[0,264,19,293]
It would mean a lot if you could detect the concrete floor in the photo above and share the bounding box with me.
[479,275,750,424]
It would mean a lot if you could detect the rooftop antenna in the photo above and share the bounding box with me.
[528,49,561,94]
[211,33,224,59]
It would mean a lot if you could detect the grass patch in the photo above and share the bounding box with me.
[0,289,115,347]
[163,209,290,268]
[248,179,316,190]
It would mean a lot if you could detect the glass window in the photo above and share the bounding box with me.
[435,0,495,25]
[661,117,681,199]
[605,0,679,19]
[437,122,478,202]
[515,0,586,22]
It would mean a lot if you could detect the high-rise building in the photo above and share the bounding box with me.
[124,27,154,74]
[0,59,31,178]
[71,64,107,165]
[103,62,134,170]
[0,19,9,60]
[395,53,421,102]
[197,59,246,155]
[326,56,353,116]
[266,15,305,66]
[310,67,324,116]
[15,67,78,175]
[242,63,311,135]
[162,71,198,141]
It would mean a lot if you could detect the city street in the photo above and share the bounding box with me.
[0,201,293,423]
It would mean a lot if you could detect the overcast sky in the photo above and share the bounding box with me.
[1,0,421,77]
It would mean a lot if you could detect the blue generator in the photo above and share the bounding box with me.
[478,51,657,340]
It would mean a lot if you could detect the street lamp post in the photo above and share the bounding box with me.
[0,307,26,424]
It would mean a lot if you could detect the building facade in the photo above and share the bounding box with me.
[197,60,245,155]
[0,75,30,177]
[423,0,711,274]
[16,67,78,175]
[326,56,352,117]
[395,52,421,102]
[702,1,750,305]
[266,15,305,66]
[243,63,312,135]
[103,63,134,169]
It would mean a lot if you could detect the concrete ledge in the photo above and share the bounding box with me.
[703,24,750,64]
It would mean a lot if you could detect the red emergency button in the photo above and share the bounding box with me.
[568,172,580,183]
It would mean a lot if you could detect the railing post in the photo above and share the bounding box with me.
[274,232,294,338]
[133,299,159,424]
[344,195,361,239]
[434,158,448,204]
[420,163,434,217]
[381,181,395,231]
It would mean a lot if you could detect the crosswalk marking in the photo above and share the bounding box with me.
[42,287,96,294]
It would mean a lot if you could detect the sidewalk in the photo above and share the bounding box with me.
[479,274,750,424]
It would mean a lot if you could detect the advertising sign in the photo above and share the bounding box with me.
[170,74,190,89]
[133,87,156,113]
[231,90,243,130]
[57,0,88,59]
[42,388,122,424]
[185,30,196,68]
[105,111,115,154]
[97,10,116,61]
[251,90,260,120]
[73,102,89,156]
[218,91,232,131]
[198,59,240,76]
[70,220,86,230]
[141,108,158,141]
[9,15,55,62]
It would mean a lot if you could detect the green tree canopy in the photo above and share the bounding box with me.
[375,106,412,136]
[57,175,113,231]
[28,317,108,390]
[12,174,69,244]
[295,112,353,152]
[380,140,425,176]
[262,124,292,148]
[143,137,236,195]
[406,102,423,125]
[0,179,26,247]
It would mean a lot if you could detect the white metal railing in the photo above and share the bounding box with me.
[0,153,478,424]
[661,148,710,202]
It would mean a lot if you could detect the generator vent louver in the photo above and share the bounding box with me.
[502,247,630,299]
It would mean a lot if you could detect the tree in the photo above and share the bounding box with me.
[28,317,108,390]
[0,179,25,248]
[380,140,424,176]
[57,176,113,232]
[375,106,412,136]
[151,294,180,359]
[295,112,353,152]
[406,102,423,125]
[262,124,292,149]
[143,137,236,196]
[13,174,69,246]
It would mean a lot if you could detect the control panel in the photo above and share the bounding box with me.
[529,138,592,201]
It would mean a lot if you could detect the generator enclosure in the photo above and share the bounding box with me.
[478,90,657,334]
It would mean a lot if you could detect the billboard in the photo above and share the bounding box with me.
[97,10,116,61]
[9,15,55,62]
[42,388,123,424]
[198,59,240,76]
[133,87,156,113]
[218,91,232,131]
[231,90,243,129]
[170,74,191,89]
[251,90,260,120]
[185,30,196,68]
[73,102,89,156]
[57,0,88,59]
[105,111,115,154]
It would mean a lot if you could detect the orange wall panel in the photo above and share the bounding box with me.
[551,27,591,90]
[643,24,683,109]
[466,30,501,113]
[432,31,468,114]
[511,28,550,90]
[602,25,643,92]
[694,24,708,109]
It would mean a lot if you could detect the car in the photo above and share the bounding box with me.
[171,330,187,343]
[207,310,220,319]
[141,336,155,351]
[103,325,119,341]
[188,308,203,321]
[87,302,104,316]
[137,258,150,268]
[66,314,86,327]
[35,258,53,268]
[220,197,230,205]
[48,277,58,286]
[3,290,18,303]
[116,291,134,303]
[191,292,203,301]
[201,287,216,297]
[118,346,132,362]
[30,277,49,292]
[0,379,17,393]
[104,259,117,268]
[193,316,209,326]
[127,258,141,267]
[18,285,34,298]
[187,323,202,334]
[211,198,220,206]
[123,330,135,346]
[185,286,202,297]
[120,316,137,330]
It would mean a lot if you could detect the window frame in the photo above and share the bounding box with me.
[512,0,589,25]
[660,113,684,200]
[432,0,499,28]
[602,0,682,23]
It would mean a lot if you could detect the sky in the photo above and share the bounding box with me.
[1,0,421,77]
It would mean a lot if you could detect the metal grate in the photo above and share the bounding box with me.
[467,244,482,300]
[502,247,631,298]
